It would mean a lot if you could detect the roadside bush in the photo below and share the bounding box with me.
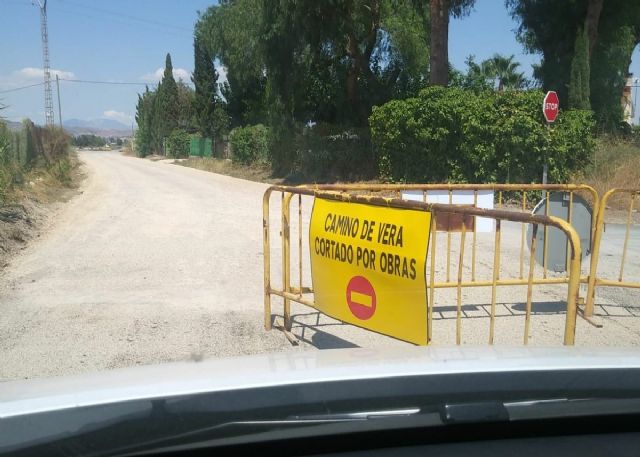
[166,129,190,158]
[46,157,73,186]
[0,122,13,200]
[0,120,73,202]
[370,87,596,183]
[41,126,72,163]
[230,124,269,165]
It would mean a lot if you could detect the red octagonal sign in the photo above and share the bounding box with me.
[346,276,377,320]
[543,91,559,123]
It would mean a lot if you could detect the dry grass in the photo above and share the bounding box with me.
[574,138,640,210]
[0,153,84,268]
[174,157,282,184]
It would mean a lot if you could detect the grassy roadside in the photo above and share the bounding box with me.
[573,138,640,223]
[577,138,640,199]
[173,157,283,184]
[0,152,84,269]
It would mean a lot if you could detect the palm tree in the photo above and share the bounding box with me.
[486,54,526,91]
[466,56,496,88]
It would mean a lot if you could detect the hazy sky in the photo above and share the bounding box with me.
[1,0,639,125]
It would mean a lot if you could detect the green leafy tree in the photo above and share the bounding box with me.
[73,134,107,148]
[196,0,267,127]
[507,0,640,129]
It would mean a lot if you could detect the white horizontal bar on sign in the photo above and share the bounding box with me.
[401,190,495,233]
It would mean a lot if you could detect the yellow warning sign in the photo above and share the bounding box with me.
[309,198,431,345]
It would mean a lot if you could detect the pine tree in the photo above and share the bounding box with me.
[568,27,591,110]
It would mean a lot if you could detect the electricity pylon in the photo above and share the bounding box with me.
[34,0,55,127]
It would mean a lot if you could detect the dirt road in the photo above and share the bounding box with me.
[1,151,638,380]
[0,151,301,379]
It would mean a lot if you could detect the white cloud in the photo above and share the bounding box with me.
[17,67,75,80]
[0,67,75,89]
[141,67,191,83]
[103,110,133,124]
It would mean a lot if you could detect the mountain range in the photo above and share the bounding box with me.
[2,118,133,137]
[63,118,133,137]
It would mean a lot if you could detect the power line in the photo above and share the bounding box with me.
[54,0,193,35]
[59,0,192,32]
[59,78,158,86]
[0,81,46,94]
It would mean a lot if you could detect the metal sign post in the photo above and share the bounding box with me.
[542,91,559,184]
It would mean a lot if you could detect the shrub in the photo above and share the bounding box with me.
[369,87,596,183]
[166,129,190,158]
[47,157,73,186]
[230,124,269,165]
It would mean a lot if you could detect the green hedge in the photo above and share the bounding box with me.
[166,129,190,158]
[369,87,596,183]
[230,124,269,165]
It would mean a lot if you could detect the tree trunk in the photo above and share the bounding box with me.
[584,0,604,58]
[429,0,449,86]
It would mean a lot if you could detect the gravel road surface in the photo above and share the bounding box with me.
[1,151,638,380]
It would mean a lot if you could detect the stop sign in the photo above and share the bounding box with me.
[543,91,559,123]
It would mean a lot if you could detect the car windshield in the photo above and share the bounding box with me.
[1,0,639,420]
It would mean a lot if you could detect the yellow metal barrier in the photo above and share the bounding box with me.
[585,188,640,317]
[263,185,583,346]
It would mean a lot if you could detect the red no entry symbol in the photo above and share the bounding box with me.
[346,276,376,320]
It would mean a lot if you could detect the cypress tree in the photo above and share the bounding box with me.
[192,37,220,139]
[153,53,180,154]
[568,27,591,110]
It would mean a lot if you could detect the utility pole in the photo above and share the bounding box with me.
[35,0,55,127]
[56,74,62,128]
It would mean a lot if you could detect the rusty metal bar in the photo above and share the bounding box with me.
[489,219,501,345]
[498,190,503,208]
[524,224,538,344]
[266,185,590,231]
[456,222,467,345]
[308,183,592,190]
[619,193,636,282]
